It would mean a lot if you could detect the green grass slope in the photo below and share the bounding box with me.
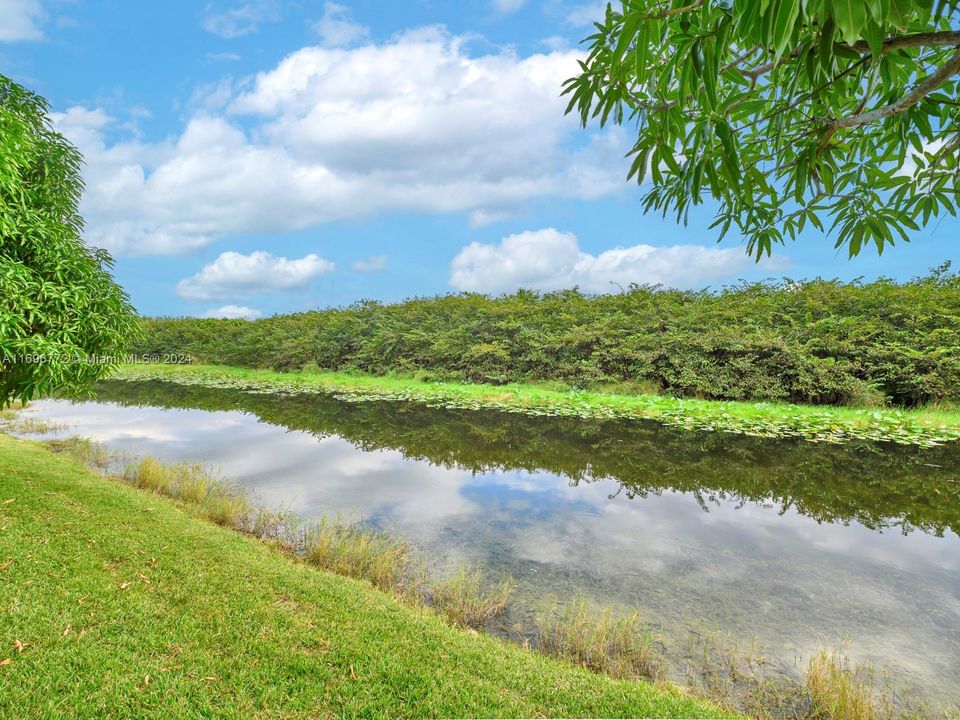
[0,434,731,719]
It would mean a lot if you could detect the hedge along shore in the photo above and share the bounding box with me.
[130,275,960,409]
[110,363,960,448]
[0,432,733,720]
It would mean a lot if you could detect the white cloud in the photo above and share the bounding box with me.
[469,209,517,228]
[492,0,526,14]
[201,304,263,320]
[352,255,387,273]
[540,35,570,51]
[207,51,241,62]
[177,250,335,301]
[898,139,947,180]
[311,2,369,47]
[201,1,279,38]
[449,228,783,294]
[0,0,45,41]
[53,28,628,256]
[565,1,605,27]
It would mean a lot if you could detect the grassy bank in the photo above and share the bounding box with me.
[0,433,731,719]
[112,363,960,447]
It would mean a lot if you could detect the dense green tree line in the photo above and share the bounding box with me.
[133,268,960,406]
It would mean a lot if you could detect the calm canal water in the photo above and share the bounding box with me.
[18,380,960,706]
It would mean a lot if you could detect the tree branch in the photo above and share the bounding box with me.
[821,46,960,130]
[744,31,960,81]
[644,0,704,20]
[851,30,960,53]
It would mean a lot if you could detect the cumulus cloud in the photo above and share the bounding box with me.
[177,251,335,301]
[51,28,629,256]
[201,1,279,38]
[449,228,782,294]
[352,255,387,273]
[0,0,45,41]
[201,304,263,320]
[311,2,369,47]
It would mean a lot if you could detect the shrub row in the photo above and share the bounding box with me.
[132,267,960,406]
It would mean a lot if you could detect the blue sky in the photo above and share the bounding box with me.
[3,0,958,319]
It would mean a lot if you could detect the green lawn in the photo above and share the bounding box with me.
[113,362,960,447]
[0,433,731,719]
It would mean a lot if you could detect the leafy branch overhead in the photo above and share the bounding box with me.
[564,0,960,257]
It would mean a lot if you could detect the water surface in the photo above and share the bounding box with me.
[18,380,960,706]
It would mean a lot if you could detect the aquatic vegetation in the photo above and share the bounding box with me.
[200,483,252,529]
[173,466,214,506]
[684,629,808,719]
[123,457,251,528]
[534,599,661,680]
[45,436,114,469]
[429,567,514,629]
[0,404,67,435]
[806,649,894,720]
[679,631,943,720]
[125,455,177,494]
[251,505,300,542]
[111,363,960,448]
[303,516,411,593]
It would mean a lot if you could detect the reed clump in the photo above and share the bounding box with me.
[0,413,66,435]
[124,456,251,529]
[46,436,114,468]
[201,483,252,528]
[535,599,660,680]
[429,567,513,629]
[303,517,411,592]
[806,648,893,720]
[125,456,176,494]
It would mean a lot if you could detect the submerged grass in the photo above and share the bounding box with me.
[46,436,114,469]
[0,404,66,435]
[681,631,954,720]
[60,442,504,616]
[429,566,514,629]
[303,516,411,593]
[534,598,661,680]
[685,629,807,719]
[806,648,894,720]
[112,363,960,448]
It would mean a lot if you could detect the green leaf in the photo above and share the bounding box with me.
[861,19,883,58]
[831,0,867,44]
[771,0,801,60]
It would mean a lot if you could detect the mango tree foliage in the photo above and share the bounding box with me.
[563,0,960,257]
[0,75,139,405]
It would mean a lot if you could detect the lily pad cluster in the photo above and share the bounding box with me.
[111,365,960,449]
